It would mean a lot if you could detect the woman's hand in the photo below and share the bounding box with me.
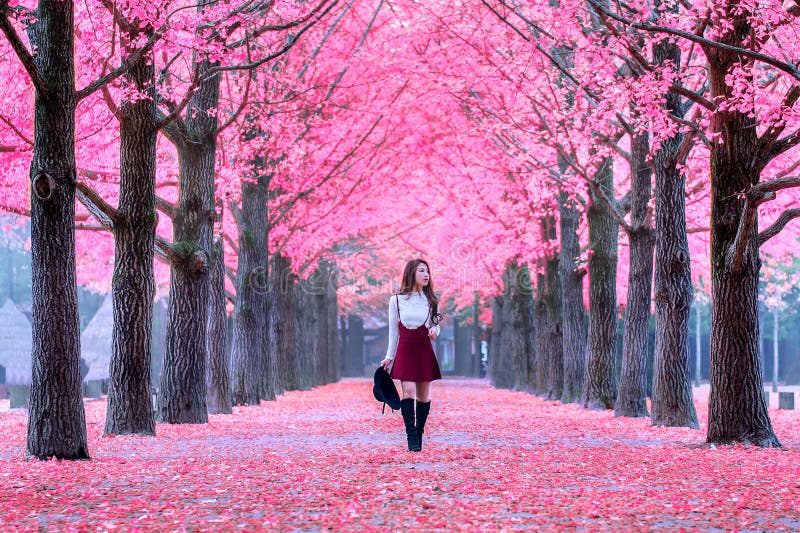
[428,327,439,340]
[380,357,392,370]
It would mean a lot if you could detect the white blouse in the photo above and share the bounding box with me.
[384,291,441,360]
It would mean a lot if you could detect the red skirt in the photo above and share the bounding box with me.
[390,322,442,382]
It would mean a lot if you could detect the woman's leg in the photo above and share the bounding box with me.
[400,381,417,400]
[415,382,432,449]
[415,382,431,402]
[399,381,420,451]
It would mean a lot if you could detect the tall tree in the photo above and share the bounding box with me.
[1,0,160,458]
[583,160,619,410]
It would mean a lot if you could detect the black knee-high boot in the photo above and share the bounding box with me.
[400,399,420,451]
[416,400,430,449]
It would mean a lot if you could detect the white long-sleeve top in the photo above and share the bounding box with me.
[384,291,441,360]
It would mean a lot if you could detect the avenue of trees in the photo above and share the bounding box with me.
[1,0,799,460]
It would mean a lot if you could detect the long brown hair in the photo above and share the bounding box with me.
[397,258,443,326]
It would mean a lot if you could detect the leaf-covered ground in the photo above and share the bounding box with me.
[1,378,799,531]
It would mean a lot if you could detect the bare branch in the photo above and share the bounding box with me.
[749,176,800,196]
[75,182,119,229]
[758,208,800,246]
[223,232,239,256]
[0,113,33,145]
[769,127,800,159]
[155,236,182,265]
[761,86,800,157]
[155,196,176,219]
[0,11,48,97]
[76,28,165,102]
[670,83,715,111]
[0,203,30,217]
[75,224,110,232]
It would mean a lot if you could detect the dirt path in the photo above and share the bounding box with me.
[1,378,799,531]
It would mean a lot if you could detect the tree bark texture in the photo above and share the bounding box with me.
[295,280,313,390]
[706,21,778,445]
[511,263,535,392]
[558,192,587,404]
[105,44,157,436]
[25,0,89,460]
[615,133,654,418]
[158,57,221,424]
[206,236,231,414]
[534,270,549,396]
[650,33,698,429]
[230,178,268,405]
[323,260,340,384]
[489,294,514,389]
[299,271,321,387]
[270,254,302,392]
[540,217,564,400]
[307,261,338,386]
[583,161,619,410]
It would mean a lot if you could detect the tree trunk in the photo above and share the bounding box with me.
[230,178,268,405]
[583,161,619,410]
[342,314,364,377]
[615,133,654,418]
[454,317,470,376]
[707,92,777,445]
[26,0,89,460]
[489,293,514,389]
[558,192,587,404]
[472,297,482,377]
[158,57,220,424]
[511,263,535,392]
[105,42,157,436]
[206,236,231,414]
[533,272,549,396]
[270,254,301,392]
[295,280,313,390]
[704,12,778,446]
[324,260,340,384]
[541,217,564,400]
[300,271,320,387]
[650,32,698,429]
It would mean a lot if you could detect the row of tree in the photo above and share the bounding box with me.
[476,0,800,447]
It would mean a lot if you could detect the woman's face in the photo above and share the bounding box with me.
[414,263,430,288]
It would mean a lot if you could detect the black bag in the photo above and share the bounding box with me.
[373,366,401,413]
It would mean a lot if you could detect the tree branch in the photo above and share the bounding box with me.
[758,208,800,247]
[75,1,214,101]
[585,0,800,82]
[75,182,119,229]
[0,113,32,145]
[223,232,239,256]
[155,236,182,265]
[0,10,48,97]
[76,26,165,102]
[155,196,176,219]
[749,176,800,196]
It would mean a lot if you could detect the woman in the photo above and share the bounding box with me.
[381,259,443,452]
